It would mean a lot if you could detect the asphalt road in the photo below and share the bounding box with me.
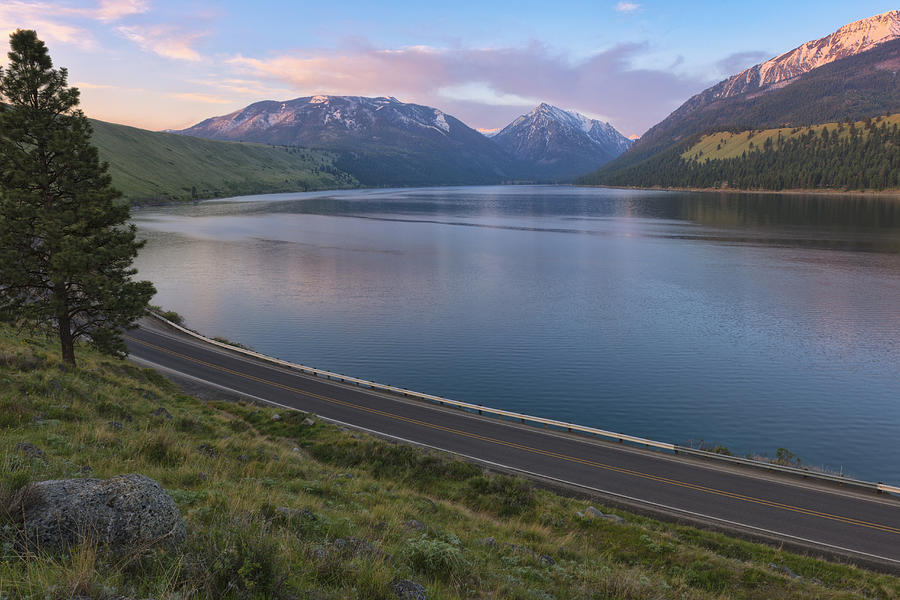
[125,322,900,571]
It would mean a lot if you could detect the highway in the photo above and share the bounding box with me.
[125,321,900,571]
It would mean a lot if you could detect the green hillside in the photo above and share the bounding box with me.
[90,119,358,204]
[3,324,899,597]
[579,113,900,192]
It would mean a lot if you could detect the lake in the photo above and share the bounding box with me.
[132,186,900,483]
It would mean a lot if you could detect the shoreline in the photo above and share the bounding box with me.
[578,184,900,198]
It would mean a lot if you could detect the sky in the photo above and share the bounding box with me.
[0,1,896,137]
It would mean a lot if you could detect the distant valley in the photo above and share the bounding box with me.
[91,10,900,201]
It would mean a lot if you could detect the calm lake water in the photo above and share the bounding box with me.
[132,186,900,483]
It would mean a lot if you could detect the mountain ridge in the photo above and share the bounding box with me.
[586,12,900,182]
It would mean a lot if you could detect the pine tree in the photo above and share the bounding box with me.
[0,30,155,366]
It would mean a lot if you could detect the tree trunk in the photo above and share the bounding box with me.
[57,311,76,367]
[54,284,76,367]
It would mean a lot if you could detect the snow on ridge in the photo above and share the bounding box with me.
[718,10,900,98]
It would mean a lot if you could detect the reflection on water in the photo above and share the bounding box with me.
[133,186,900,483]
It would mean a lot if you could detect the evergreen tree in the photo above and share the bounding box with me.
[0,30,155,366]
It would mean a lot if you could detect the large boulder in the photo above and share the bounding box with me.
[12,473,185,552]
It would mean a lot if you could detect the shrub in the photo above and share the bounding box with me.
[464,475,536,517]
[401,535,468,582]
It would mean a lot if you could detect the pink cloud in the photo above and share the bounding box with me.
[117,24,206,61]
[227,41,708,136]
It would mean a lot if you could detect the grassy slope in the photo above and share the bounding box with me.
[90,119,358,204]
[681,114,900,162]
[2,327,900,599]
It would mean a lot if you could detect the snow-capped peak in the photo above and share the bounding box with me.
[715,10,900,99]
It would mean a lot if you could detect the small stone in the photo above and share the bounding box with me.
[575,511,585,519]
[303,417,316,426]
[237,454,250,462]
[108,421,124,430]
[769,563,801,579]
[272,413,281,421]
[278,507,318,521]
[583,506,625,524]
[14,442,45,460]
[198,443,217,457]
[405,519,426,530]
[479,537,498,548]
[539,554,555,566]
[392,579,426,600]
[150,407,172,420]
[292,447,300,453]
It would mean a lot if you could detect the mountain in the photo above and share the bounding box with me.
[590,11,900,177]
[711,10,899,101]
[492,103,632,181]
[89,119,355,203]
[177,95,517,186]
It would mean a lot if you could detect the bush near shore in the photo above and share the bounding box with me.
[1,324,899,599]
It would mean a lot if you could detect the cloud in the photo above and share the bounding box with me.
[73,81,115,89]
[0,1,96,49]
[117,24,206,61]
[614,2,641,13]
[94,0,149,22]
[228,41,708,135]
[169,92,232,104]
[715,50,771,77]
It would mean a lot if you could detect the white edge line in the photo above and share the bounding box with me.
[130,356,900,568]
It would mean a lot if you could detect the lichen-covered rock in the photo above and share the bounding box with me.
[392,579,426,600]
[15,474,185,552]
[14,441,45,460]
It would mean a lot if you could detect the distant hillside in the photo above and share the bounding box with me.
[177,96,518,186]
[588,14,900,182]
[580,114,900,191]
[492,103,631,181]
[90,119,356,204]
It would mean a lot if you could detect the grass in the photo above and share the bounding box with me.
[1,324,899,598]
[681,113,900,163]
[89,119,359,204]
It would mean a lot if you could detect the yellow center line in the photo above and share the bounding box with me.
[128,334,900,536]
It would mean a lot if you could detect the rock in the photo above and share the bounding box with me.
[302,417,316,426]
[583,506,625,524]
[769,563,801,579]
[333,536,391,561]
[272,413,281,421]
[14,442,45,460]
[392,579,426,600]
[108,421,124,430]
[479,536,498,548]
[237,454,250,462]
[197,443,217,457]
[539,554,555,566]
[277,507,318,522]
[15,474,185,552]
[150,407,172,420]
[292,447,300,453]
[405,519,426,530]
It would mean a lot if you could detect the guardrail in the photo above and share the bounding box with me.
[146,311,899,497]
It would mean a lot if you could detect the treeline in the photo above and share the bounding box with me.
[580,118,900,191]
